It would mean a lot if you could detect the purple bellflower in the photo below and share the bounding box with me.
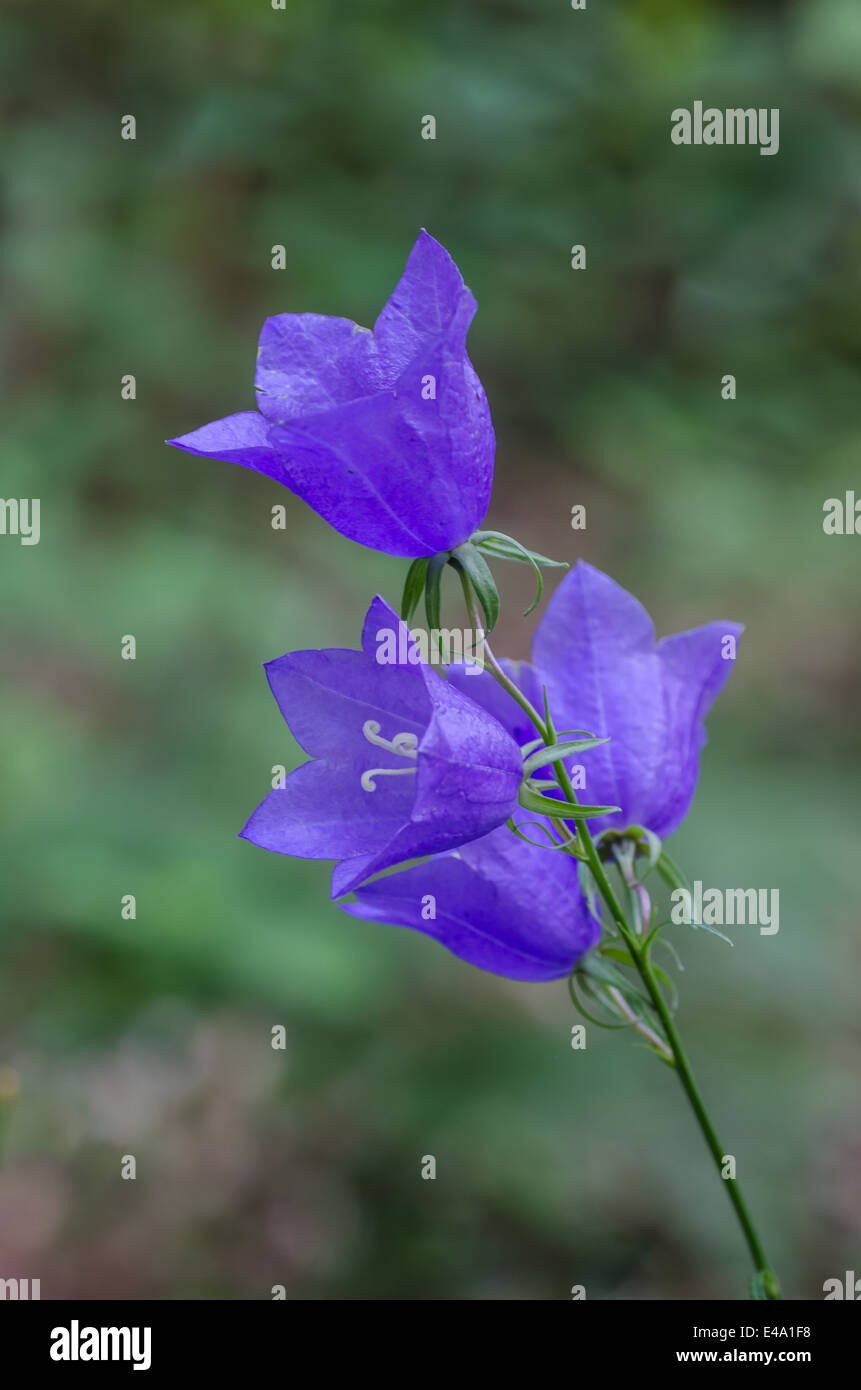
[343,562,742,979]
[240,596,523,897]
[521,561,743,839]
[340,825,601,983]
[167,231,494,558]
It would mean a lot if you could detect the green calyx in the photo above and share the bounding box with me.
[399,530,568,633]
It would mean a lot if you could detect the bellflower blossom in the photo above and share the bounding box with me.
[341,824,600,983]
[240,596,523,897]
[167,231,494,558]
[170,220,783,1296]
[344,562,741,979]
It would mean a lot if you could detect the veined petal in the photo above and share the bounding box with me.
[341,824,599,982]
[532,562,741,837]
[264,646,427,760]
[373,228,477,379]
[447,660,546,748]
[168,233,494,560]
[414,662,523,823]
[265,305,493,557]
[254,314,384,424]
[166,411,286,481]
[245,595,522,888]
[654,620,744,835]
[240,758,407,860]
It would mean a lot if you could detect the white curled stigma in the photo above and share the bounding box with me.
[360,719,419,792]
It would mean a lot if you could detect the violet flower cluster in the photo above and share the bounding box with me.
[168,231,740,982]
[168,232,788,1304]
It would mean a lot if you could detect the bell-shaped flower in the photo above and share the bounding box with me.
[240,597,523,896]
[167,231,494,558]
[341,824,601,982]
[517,561,743,838]
[344,562,742,978]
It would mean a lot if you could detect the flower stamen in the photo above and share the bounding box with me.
[361,719,419,792]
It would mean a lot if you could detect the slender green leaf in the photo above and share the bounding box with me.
[656,848,691,894]
[517,784,620,820]
[650,962,678,1010]
[691,920,734,946]
[521,735,607,775]
[505,817,582,857]
[577,861,602,923]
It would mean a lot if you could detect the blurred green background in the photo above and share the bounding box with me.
[1,0,859,1300]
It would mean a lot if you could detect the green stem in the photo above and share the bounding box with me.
[461,584,782,1299]
[635,946,780,1298]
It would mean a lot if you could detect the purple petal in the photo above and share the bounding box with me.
[264,647,428,759]
[166,411,287,482]
[240,758,407,860]
[413,662,523,831]
[446,660,546,747]
[265,303,494,557]
[254,314,383,424]
[532,562,742,837]
[247,595,521,892]
[341,824,599,982]
[373,229,476,379]
[264,595,430,759]
[330,612,523,897]
[654,621,743,834]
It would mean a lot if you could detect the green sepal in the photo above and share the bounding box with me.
[568,972,633,1030]
[576,947,653,1014]
[595,824,662,880]
[627,825,663,880]
[472,530,567,569]
[400,557,429,624]
[423,552,448,633]
[450,541,500,633]
[472,529,567,617]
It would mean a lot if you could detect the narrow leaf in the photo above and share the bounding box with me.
[521,736,607,775]
[517,785,621,820]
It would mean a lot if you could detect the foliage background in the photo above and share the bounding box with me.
[1,0,859,1299]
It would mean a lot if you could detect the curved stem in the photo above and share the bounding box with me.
[465,586,782,1299]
